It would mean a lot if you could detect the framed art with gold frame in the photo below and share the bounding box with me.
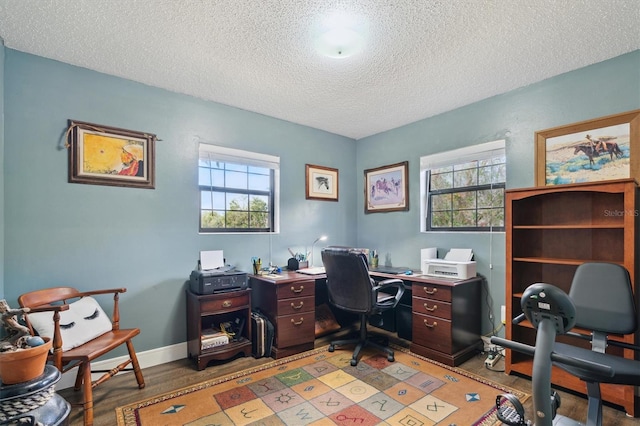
[364,161,409,213]
[67,120,157,189]
[535,109,639,186]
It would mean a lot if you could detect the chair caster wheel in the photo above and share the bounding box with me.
[387,355,395,362]
[328,345,335,352]
[350,359,358,366]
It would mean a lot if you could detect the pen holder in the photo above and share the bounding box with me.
[253,261,262,275]
[287,258,299,271]
[371,257,379,268]
[298,261,308,269]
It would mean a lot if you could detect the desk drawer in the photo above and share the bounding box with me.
[412,283,451,302]
[199,293,250,314]
[277,281,315,299]
[412,312,452,353]
[276,312,315,348]
[413,298,452,320]
[277,296,314,316]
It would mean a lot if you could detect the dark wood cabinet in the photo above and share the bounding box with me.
[505,179,638,416]
[409,276,482,366]
[250,273,316,359]
[186,289,252,370]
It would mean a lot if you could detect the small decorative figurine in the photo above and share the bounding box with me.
[0,299,35,352]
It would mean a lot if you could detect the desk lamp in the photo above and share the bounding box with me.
[310,235,328,267]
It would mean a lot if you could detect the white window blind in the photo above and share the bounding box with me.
[199,144,280,170]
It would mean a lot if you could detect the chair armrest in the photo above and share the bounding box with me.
[375,278,405,289]
[74,288,127,298]
[372,279,405,308]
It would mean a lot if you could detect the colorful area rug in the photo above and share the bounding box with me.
[116,346,528,425]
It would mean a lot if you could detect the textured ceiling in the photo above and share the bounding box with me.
[0,0,638,140]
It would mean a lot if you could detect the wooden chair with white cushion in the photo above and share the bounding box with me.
[18,287,145,426]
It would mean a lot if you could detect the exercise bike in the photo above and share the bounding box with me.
[490,283,616,426]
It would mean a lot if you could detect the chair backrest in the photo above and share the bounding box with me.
[570,262,637,335]
[19,287,118,354]
[18,287,82,309]
[321,247,373,314]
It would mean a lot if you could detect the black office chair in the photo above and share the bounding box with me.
[321,247,405,366]
[553,262,640,424]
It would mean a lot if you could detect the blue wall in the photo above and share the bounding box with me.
[3,50,357,353]
[3,47,639,355]
[356,50,640,331]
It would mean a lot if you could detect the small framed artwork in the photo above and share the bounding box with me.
[535,109,640,186]
[305,164,339,201]
[364,161,409,213]
[67,120,157,189]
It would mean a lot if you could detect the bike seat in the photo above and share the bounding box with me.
[554,342,640,386]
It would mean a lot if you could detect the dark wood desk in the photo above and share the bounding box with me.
[249,270,482,366]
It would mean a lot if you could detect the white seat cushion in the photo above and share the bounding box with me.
[28,296,113,351]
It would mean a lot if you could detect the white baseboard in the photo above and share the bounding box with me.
[57,342,188,390]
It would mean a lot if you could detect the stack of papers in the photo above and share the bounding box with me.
[444,248,473,261]
[200,250,225,270]
[297,267,326,275]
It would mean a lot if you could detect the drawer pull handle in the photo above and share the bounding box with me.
[222,301,232,308]
[423,287,438,295]
[424,303,437,312]
[291,302,304,310]
[291,285,304,294]
[291,317,304,326]
[423,319,437,328]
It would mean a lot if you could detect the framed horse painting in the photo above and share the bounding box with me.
[535,109,640,186]
[364,161,409,213]
[305,164,338,201]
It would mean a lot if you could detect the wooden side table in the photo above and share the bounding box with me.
[186,288,252,370]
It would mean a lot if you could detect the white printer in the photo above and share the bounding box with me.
[421,248,477,280]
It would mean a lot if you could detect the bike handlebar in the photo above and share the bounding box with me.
[490,336,614,378]
[512,313,526,325]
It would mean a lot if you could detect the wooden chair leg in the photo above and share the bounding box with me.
[81,361,94,426]
[126,340,146,389]
[74,362,84,391]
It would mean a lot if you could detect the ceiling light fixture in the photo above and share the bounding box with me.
[314,12,365,59]
[316,27,363,59]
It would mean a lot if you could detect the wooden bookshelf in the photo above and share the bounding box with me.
[505,179,639,416]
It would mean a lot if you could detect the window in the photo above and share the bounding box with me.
[420,140,505,232]
[199,144,280,233]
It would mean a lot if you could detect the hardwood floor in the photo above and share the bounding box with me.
[58,331,640,425]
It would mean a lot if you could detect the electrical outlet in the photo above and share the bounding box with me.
[500,305,506,324]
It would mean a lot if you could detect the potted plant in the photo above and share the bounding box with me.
[0,299,51,385]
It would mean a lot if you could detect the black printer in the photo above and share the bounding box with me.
[189,268,248,295]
